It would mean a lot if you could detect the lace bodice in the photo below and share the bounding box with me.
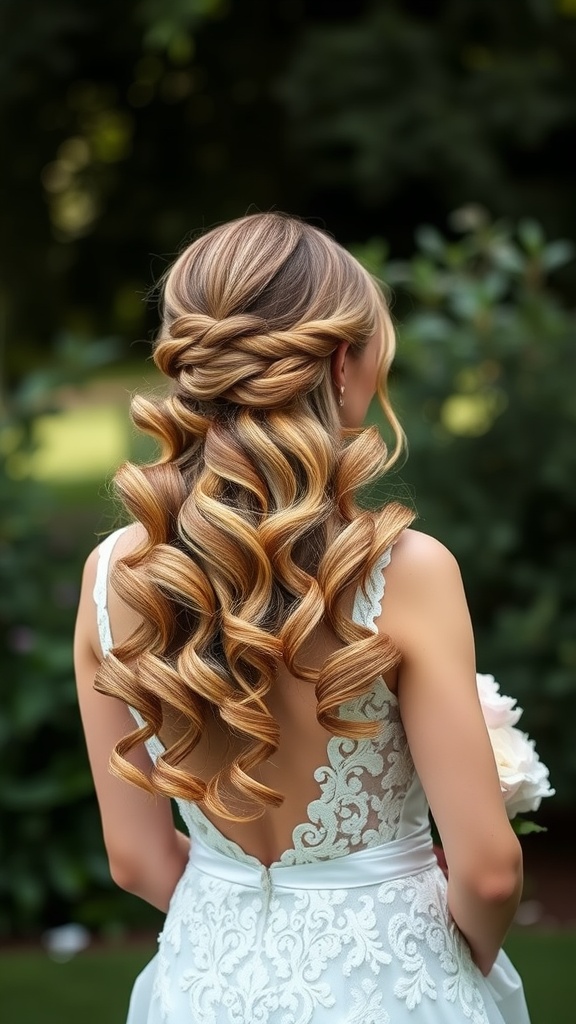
[94,528,428,869]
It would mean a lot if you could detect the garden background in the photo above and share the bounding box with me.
[1,0,576,1020]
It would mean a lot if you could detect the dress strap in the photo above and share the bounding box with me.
[352,547,392,633]
[92,525,167,763]
[92,526,130,657]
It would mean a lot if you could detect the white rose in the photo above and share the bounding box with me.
[488,723,555,819]
[476,673,522,728]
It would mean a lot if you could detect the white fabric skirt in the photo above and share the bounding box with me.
[126,828,530,1024]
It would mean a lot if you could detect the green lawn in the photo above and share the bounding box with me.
[0,930,574,1024]
[0,946,151,1024]
[505,931,576,1023]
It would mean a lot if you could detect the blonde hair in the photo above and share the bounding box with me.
[95,212,414,820]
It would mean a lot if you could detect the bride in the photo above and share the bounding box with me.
[75,211,531,1022]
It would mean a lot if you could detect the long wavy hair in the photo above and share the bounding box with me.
[95,212,414,820]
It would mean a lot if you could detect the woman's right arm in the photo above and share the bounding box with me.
[380,529,523,976]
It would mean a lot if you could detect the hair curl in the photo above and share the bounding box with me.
[95,212,414,820]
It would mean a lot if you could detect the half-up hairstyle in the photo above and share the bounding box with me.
[95,212,414,820]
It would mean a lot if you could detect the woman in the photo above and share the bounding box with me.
[75,212,530,1023]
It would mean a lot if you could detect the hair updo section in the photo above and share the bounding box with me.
[154,313,337,408]
[95,212,413,821]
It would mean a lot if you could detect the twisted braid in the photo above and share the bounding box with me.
[155,313,343,407]
[95,212,414,820]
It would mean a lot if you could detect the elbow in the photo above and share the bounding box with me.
[106,835,190,912]
[467,837,523,905]
[477,864,523,906]
[474,870,521,906]
[109,860,140,895]
[107,848,146,896]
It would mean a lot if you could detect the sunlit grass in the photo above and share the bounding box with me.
[30,405,129,481]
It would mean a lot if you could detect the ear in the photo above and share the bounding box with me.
[331,341,349,389]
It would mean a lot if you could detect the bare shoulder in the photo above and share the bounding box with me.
[108,521,148,562]
[385,528,464,593]
[378,528,471,656]
[81,522,147,583]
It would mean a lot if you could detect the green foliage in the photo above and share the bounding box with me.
[513,819,548,835]
[0,335,161,938]
[358,211,576,804]
[4,0,576,383]
[279,2,576,232]
[137,0,226,53]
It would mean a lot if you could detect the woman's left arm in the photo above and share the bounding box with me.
[74,546,190,912]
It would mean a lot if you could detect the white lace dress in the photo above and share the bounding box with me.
[94,529,531,1024]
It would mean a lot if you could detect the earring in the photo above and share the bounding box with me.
[338,386,345,408]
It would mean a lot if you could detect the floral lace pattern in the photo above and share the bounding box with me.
[279,684,413,865]
[149,868,489,1024]
[382,874,489,1022]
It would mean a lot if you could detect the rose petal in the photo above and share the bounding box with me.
[488,722,555,819]
[476,673,523,728]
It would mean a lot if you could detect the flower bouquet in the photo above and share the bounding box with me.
[432,674,554,872]
[476,673,555,834]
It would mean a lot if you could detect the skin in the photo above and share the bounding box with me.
[74,331,522,974]
[331,333,384,428]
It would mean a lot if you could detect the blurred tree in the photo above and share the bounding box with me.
[357,208,576,805]
[279,0,576,248]
[0,0,294,379]
[2,0,576,380]
[0,333,126,937]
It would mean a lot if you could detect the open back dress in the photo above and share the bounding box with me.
[94,528,531,1024]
